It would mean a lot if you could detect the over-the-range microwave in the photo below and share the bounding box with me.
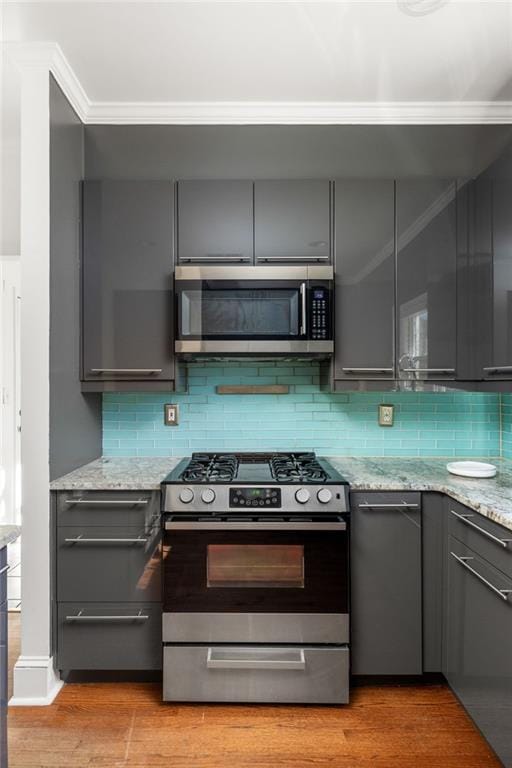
[174,265,334,356]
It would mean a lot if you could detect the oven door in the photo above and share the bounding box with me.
[162,520,349,644]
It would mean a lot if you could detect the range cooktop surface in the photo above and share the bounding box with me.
[163,452,347,486]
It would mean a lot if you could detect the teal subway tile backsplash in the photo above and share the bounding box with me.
[502,394,512,459]
[102,362,501,458]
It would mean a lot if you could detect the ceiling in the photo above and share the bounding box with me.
[3,1,512,104]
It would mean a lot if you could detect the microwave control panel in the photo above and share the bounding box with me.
[311,287,329,340]
[229,487,282,508]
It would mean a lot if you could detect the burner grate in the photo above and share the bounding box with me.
[270,453,328,483]
[181,453,239,483]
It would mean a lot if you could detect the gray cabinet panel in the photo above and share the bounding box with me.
[57,525,161,603]
[422,493,445,673]
[446,537,512,767]
[82,180,174,382]
[396,179,457,381]
[177,180,254,264]
[350,492,422,675]
[448,499,512,581]
[255,180,331,263]
[57,602,162,670]
[56,490,159,530]
[0,549,6,606]
[334,180,395,380]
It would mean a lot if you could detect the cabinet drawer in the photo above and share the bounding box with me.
[57,525,161,602]
[448,499,512,580]
[57,603,162,670]
[56,491,160,529]
[351,491,421,512]
[163,645,348,704]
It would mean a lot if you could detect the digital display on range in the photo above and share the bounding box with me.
[229,487,282,508]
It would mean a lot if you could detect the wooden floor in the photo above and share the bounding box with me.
[7,615,502,768]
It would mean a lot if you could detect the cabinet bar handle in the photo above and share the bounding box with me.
[90,369,162,375]
[451,552,512,601]
[400,368,455,374]
[257,255,330,262]
[180,256,250,263]
[0,566,10,576]
[358,501,419,510]
[64,537,148,544]
[483,366,512,374]
[65,610,149,622]
[342,367,393,374]
[450,509,512,548]
[65,499,149,505]
[206,648,306,671]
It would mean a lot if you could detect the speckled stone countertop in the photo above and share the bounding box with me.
[50,456,512,532]
[0,526,21,549]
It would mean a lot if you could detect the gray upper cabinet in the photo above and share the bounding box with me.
[334,180,395,381]
[350,492,423,675]
[254,180,331,263]
[177,180,253,264]
[82,180,175,384]
[396,180,457,381]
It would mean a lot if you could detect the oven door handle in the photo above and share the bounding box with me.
[164,520,346,531]
[206,648,306,671]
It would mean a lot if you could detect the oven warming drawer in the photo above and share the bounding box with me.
[163,645,349,704]
[162,612,349,644]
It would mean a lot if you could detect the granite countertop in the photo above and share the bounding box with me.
[50,455,512,532]
[0,526,21,549]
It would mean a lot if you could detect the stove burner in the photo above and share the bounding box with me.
[181,453,239,483]
[270,453,328,483]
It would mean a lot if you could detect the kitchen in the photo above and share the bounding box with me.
[3,1,512,766]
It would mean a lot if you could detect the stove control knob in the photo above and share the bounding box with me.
[201,488,216,504]
[317,488,333,504]
[295,488,310,504]
[179,488,194,504]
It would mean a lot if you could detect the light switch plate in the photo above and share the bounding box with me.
[164,403,179,426]
[378,404,394,427]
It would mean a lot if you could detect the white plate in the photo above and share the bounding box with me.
[446,461,497,479]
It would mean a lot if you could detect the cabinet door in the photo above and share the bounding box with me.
[82,181,174,381]
[254,180,331,263]
[350,492,422,675]
[396,180,457,381]
[177,180,253,264]
[446,537,512,768]
[334,180,395,381]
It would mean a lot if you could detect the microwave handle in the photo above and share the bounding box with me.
[300,282,307,336]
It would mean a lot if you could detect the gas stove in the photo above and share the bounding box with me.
[162,451,349,515]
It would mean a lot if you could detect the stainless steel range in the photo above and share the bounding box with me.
[161,452,350,704]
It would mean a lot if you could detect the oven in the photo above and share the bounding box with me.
[174,265,333,355]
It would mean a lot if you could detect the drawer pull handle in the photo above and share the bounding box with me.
[450,509,512,548]
[65,499,149,506]
[342,368,394,374]
[483,366,512,374]
[451,552,512,602]
[358,502,419,510]
[400,368,455,374]
[65,610,149,622]
[206,648,306,671]
[90,369,162,375]
[64,537,148,545]
[0,566,10,576]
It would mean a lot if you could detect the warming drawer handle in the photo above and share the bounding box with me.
[206,648,306,671]
[164,521,346,531]
[64,536,148,545]
[65,499,149,506]
[450,509,512,548]
[358,502,419,510]
[65,610,149,622]
[450,552,512,602]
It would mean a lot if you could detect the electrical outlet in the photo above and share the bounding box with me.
[164,403,179,426]
[378,404,394,427]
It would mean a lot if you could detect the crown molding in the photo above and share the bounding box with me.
[5,42,512,125]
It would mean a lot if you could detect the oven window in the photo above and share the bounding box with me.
[207,544,304,588]
[181,289,299,337]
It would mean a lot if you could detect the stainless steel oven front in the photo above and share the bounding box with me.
[162,517,349,644]
[174,265,333,355]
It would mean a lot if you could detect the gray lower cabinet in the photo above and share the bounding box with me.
[55,491,162,672]
[82,180,175,387]
[446,534,512,767]
[350,492,422,675]
[0,548,7,768]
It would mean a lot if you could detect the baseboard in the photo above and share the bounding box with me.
[10,655,64,706]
